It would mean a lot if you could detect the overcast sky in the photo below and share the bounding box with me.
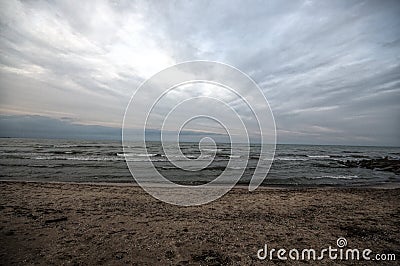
[0,0,399,145]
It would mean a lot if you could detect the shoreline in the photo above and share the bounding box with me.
[1,179,400,190]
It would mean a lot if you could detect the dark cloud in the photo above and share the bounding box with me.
[0,115,230,142]
[0,115,121,140]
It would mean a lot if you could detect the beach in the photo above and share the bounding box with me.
[0,181,398,265]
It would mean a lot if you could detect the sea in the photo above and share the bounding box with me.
[1,138,399,187]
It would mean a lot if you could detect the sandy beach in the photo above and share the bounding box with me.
[0,181,399,265]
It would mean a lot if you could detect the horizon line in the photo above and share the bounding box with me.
[1,136,399,149]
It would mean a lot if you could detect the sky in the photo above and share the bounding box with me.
[0,0,399,146]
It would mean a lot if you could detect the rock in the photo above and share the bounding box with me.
[339,157,400,174]
[192,250,231,266]
[4,230,15,236]
[44,216,68,224]
[165,250,175,259]
[114,252,126,260]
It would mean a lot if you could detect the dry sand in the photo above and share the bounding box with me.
[0,181,399,265]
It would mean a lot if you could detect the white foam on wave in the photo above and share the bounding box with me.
[228,166,244,170]
[201,148,222,152]
[274,157,308,161]
[309,175,358,180]
[34,156,123,161]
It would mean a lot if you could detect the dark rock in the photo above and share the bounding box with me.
[44,216,68,224]
[192,250,231,265]
[4,230,15,236]
[165,250,175,259]
[115,252,126,260]
[339,157,400,174]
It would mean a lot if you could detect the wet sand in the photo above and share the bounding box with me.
[0,181,399,265]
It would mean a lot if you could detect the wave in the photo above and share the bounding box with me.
[117,153,163,157]
[201,148,222,152]
[160,166,177,170]
[275,157,308,161]
[308,175,359,180]
[30,164,63,168]
[277,153,305,157]
[348,154,370,158]
[117,153,132,157]
[34,156,123,161]
[51,150,83,155]
[228,166,244,170]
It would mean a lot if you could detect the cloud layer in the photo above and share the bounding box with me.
[0,0,399,145]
